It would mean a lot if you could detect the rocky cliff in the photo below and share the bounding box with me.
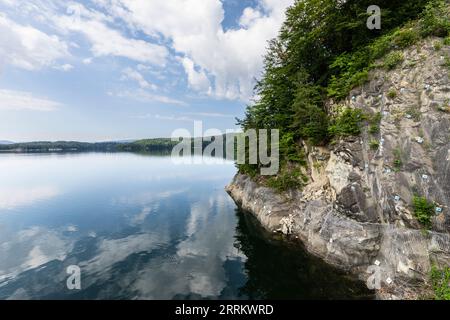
[226,38,450,300]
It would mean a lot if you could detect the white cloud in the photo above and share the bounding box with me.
[82,58,93,65]
[0,0,294,102]
[0,89,62,111]
[95,0,294,101]
[133,114,194,122]
[136,64,150,71]
[111,89,187,106]
[133,111,234,122]
[0,0,15,5]
[54,63,73,72]
[239,7,263,28]
[122,67,157,90]
[52,3,168,66]
[0,14,69,71]
[180,57,211,93]
[154,114,194,122]
[186,112,234,118]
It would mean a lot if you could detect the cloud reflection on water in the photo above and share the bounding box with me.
[0,226,72,282]
[0,182,245,299]
[0,186,61,210]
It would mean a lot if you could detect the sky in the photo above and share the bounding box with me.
[0,0,293,142]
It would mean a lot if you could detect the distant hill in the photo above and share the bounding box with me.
[0,134,239,155]
[0,141,120,153]
[116,138,179,152]
[0,140,14,145]
[117,134,238,157]
[105,139,137,144]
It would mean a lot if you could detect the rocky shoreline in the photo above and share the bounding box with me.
[227,174,450,300]
[226,38,450,300]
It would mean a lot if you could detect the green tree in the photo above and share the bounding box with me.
[237,0,445,178]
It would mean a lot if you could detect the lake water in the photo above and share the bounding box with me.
[0,153,373,300]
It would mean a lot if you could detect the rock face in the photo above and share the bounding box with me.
[226,38,450,300]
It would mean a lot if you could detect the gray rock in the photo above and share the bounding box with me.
[226,38,450,300]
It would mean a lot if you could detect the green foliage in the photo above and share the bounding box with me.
[369,140,380,150]
[126,138,178,148]
[420,0,450,37]
[434,41,443,51]
[266,165,307,192]
[394,159,403,170]
[328,68,369,100]
[444,36,450,45]
[384,51,405,70]
[444,55,450,69]
[238,163,259,178]
[279,0,430,91]
[240,0,434,135]
[431,266,450,300]
[388,89,397,99]
[406,106,422,121]
[369,125,380,134]
[237,0,448,190]
[328,108,365,138]
[369,33,395,60]
[393,148,403,171]
[368,112,382,134]
[370,112,382,124]
[290,77,329,145]
[393,28,420,48]
[327,23,423,100]
[413,196,435,229]
[280,132,307,165]
[438,99,450,112]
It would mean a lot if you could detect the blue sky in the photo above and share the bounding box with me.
[0,0,292,142]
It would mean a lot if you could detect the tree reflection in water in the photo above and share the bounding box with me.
[233,209,375,300]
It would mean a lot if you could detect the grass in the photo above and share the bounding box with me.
[369,140,380,150]
[369,124,380,134]
[368,112,382,135]
[238,164,259,178]
[420,0,450,37]
[328,107,365,138]
[438,99,450,112]
[384,51,405,70]
[406,106,422,121]
[266,166,307,193]
[393,148,403,171]
[444,54,450,69]
[313,161,323,171]
[434,40,443,51]
[394,159,403,171]
[393,28,420,48]
[388,89,397,99]
[412,196,435,229]
[326,0,450,100]
[431,266,450,300]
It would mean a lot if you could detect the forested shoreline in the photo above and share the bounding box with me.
[237,0,450,189]
[0,135,237,154]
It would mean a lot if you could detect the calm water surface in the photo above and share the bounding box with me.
[0,153,373,299]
